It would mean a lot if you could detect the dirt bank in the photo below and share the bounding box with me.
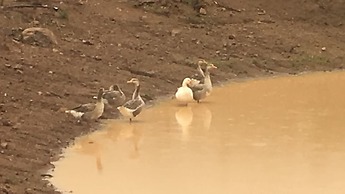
[0,0,344,193]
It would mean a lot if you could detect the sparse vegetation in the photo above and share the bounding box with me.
[290,54,330,67]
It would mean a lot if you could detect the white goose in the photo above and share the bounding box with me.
[175,77,194,105]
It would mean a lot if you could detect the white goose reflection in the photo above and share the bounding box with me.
[175,106,193,141]
[174,103,213,140]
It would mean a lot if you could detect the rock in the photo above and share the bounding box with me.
[1,119,12,127]
[32,20,40,26]
[321,47,326,51]
[0,142,8,149]
[171,29,181,36]
[81,39,94,45]
[21,27,58,47]
[139,15,148,21]
[12,123,21,130]
[16,70,23,74]
[199,8,207,15]
[25,188,33,194]
[228,34,236,39]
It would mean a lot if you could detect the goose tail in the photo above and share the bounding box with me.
[65,110,84,118]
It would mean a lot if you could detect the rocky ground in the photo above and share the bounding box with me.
[0,0,344,193]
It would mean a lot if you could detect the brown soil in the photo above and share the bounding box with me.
[0,0,344,193]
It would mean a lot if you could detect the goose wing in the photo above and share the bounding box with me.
[189,83,205,92]
[123,98,144,110]
[72,103,95,112]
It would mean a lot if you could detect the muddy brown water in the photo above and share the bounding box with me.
[48,71,345,194]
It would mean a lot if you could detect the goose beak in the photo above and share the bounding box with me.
[211,64,217,69]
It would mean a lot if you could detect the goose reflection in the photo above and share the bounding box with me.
[102,120,142,159]
[175,106,193,141]
[191,104,212,131]
[73,134,104,174]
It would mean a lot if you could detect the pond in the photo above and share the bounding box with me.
[48,71,345,194]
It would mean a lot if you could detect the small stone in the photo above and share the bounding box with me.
[82,39,94,45]
[199,8,207,15]
[38,91,43,95]
[12,123,21,130]
[171,29,181,36]
[52,48,59,53]
[33,20,40,26]
[2,120,12,126]
[228,34,236,39]
[139,15,147,21]
[13,64,23,70]
[16,70,23,74]
[4,64,11,68]
[321,47,326,51]
[48,71,53,74]
[25,188,33,194]
[93,56,102,61]
[1,142,8,149]
[0,151,4,154]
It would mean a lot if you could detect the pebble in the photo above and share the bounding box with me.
[1,142,8,149]
[2,119,12,126]
[199,8,207,15]
[171,29,181,36]
[228,34,236,39]
[321,47,326,51]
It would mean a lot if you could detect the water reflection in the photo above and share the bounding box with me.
[175,106,193,140]
[73,133,105,174]
[49,71,345,194]
[102,120,142,159]
[191,104,212,131]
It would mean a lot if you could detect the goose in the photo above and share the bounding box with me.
[175,77,194,105]
[188,60,217,103]
[117,78,145,122]
[65,88,105,121]
[102,84,126,108]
